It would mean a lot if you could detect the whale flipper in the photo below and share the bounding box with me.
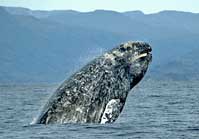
[100,99,122,124]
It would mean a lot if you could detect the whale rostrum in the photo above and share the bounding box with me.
[35,41,152,124]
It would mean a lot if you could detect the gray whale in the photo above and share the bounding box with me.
[35,41,152,124]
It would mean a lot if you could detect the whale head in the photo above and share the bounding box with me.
[104,41,152,89]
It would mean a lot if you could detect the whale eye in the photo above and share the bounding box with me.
[126,47,131,51]
[119,47,126,52]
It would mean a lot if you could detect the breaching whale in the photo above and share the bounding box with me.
[35,41,152,124]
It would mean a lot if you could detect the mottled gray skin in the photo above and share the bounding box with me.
[35,41,152,124]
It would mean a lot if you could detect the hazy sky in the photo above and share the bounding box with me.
[0,0,198,13]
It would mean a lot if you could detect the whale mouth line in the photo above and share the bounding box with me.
[136,53,148,59]
[131,45,152,62]
[131,52,149,62]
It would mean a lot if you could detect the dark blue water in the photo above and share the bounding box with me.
[0,80,199,139]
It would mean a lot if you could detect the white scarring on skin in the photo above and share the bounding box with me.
[112,50,124,57]
[104,53,116,65]
[104,53,115,61]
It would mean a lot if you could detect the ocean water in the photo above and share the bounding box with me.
[0,79,199,139]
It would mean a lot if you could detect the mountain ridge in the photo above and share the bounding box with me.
[0,6,199,83]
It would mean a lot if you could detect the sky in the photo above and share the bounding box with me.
[0,0,199,13]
